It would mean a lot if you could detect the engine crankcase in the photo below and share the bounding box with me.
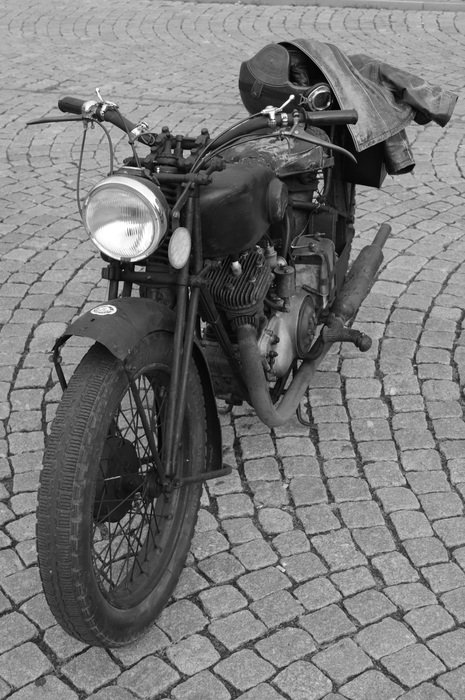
[258,291,317,378]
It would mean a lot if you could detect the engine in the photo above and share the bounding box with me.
[202,234,336,392]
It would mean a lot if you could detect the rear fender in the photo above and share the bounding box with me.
[54,297,222,473]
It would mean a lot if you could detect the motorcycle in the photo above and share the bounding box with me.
[29,89,393,647]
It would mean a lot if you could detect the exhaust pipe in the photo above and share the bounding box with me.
[237,223,391,428]
[237,324,333,427]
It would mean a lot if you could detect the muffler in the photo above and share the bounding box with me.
[332,222,391,324]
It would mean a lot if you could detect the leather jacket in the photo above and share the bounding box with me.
[284,39,457,176]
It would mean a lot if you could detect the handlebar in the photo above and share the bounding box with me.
[58,95,358,132]
[58,96,138,134]
[56,96,359,162]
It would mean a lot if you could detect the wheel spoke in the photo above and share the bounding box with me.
[93,488,162,592]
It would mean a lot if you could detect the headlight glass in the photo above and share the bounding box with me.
[83,175,168,262]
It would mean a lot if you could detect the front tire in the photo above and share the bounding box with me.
[37,333,206,647]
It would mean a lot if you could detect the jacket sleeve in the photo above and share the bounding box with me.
[349,53,457,127]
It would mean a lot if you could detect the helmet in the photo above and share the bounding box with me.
[238,42,333,115]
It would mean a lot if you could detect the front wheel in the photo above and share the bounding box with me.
[37,333,206,647]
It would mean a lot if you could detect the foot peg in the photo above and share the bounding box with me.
[321,317,372,352]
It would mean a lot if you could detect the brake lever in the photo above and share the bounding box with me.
[27,116,83,126]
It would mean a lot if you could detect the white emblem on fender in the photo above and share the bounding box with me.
[90,304,117,316]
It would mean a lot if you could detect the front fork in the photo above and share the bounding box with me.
[160,187,231,486]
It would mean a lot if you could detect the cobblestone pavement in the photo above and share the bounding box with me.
[1,0,465,698]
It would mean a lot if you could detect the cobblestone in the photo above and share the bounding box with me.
[352,525,397,555]
[273,661,332,700]
[403,537,449,566]
[198,585,247,619]
[297,504,341,534]
[338,501,385,528]
[7,677,78,700]
[434,517,465,547]
[280,551,327,582]
[0,612,37,654]
[355,617,416,659]
[299,604,356,644]
[385,582,438,611]
[404,605,455,639]
[422,563,465,593]
[312,638,373,684]
[339,670,403,700]
[419,492,464,520]
[390,510,434,539]
[441,587,465,623]
[437,665,465,699]
[208,610,266,650]
[372,551,419,585]
[272,529,310,557]
[197,552,245,583]
[427,629,465,669]
[156,601,208,642]
[380,644,446,687]
[232,540,278,570]
[255,627,315,667]
[330,567,377,596]
[293,578,342,615]
[61,649,120,694]
[377,487,420,512]
[343,589,397,624]
[250,589,305,627]
[214,650,274,691]
[117,657,179,698]
[312,529,367,570]
[0,642,52,689]
[170,670,230,700]
[165,634,220,674]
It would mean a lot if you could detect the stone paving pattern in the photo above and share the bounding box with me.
[1,0,465,698]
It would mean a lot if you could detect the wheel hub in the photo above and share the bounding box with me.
[93,436,142,523]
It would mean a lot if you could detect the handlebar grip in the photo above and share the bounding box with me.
[58,96,86,115]
[57,96,138,133]
[305,109,358,126]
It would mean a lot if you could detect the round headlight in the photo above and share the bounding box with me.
[83,174,169,262]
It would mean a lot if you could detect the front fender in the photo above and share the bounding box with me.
[55,297,176,361]
[54,296,223,474]
[54,297,176,361]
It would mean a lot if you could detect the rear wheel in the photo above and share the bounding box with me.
[37,333,206,647]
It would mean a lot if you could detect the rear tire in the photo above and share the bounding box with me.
[37,333,206,647]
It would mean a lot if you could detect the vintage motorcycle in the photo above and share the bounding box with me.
[30,86,394,647]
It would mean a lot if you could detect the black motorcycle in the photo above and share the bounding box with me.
[30,91,391,647]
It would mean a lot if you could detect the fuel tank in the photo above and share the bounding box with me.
[199,131,331,258]
[199,163,276,258]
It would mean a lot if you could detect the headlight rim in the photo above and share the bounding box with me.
[83,173,169,262]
